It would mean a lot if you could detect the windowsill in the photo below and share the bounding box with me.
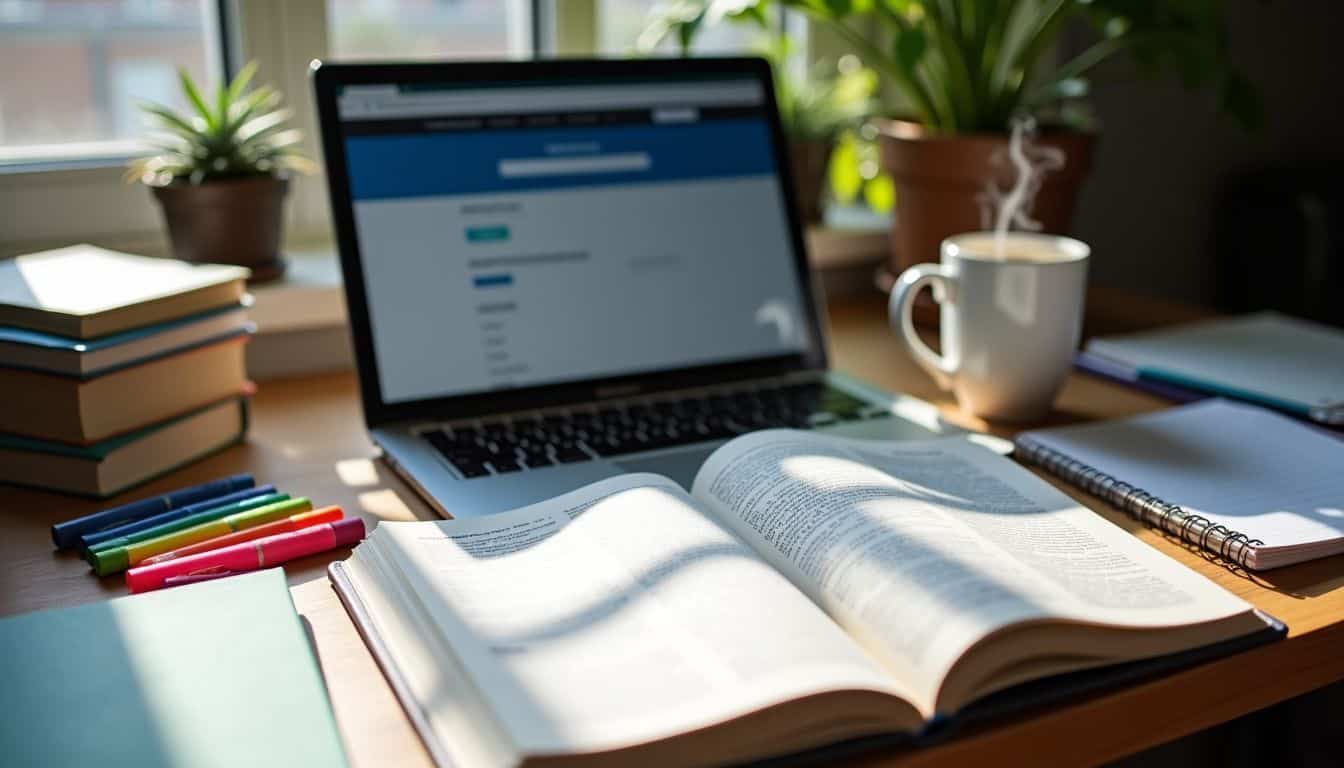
[807,223,889,270]
[248,246,349,333]
[0,141,144,175]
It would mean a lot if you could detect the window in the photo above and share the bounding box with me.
[0,1,777,250]
[0,0,223,163]
[596,0,761,55]
[326,0,531,61]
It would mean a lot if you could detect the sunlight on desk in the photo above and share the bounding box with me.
[336,458,381,487]
[358,488,419,521]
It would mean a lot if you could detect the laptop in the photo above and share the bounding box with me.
[312,57,959,519]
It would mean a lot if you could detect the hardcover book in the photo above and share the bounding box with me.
[0,395,250,498]
[0,245,249,339]
[0,303,251,377]
[0,335,249,444]
[332,430,1282,768]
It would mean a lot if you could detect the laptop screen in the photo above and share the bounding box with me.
[335,72,811,405]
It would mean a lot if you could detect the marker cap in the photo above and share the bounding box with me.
[331,518,366,547]
[91,547,128,578]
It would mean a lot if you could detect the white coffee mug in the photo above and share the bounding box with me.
[890,232,1090,421]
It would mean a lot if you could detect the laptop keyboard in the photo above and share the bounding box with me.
[416,381,892,479]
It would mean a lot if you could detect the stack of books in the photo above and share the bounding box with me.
[0,245,254,497]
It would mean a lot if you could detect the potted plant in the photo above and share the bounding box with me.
[639,8,876,222]
[127,62,314,283]
[643,0,1255,278]
[773,51,878,222]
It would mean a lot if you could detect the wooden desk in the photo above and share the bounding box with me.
[2,294,1341,767]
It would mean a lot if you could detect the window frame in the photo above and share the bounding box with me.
[0,1,831,255]
[1,0,552,253]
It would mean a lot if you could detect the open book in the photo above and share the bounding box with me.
[331,431,1282,768]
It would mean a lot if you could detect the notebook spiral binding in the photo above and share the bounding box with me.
[1013,435,1264,569]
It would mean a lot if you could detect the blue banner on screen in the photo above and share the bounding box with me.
[339,75,812,405]
[344,120,776,200]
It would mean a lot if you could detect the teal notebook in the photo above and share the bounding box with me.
[1085,311,1344,425]
[0,570,348,768]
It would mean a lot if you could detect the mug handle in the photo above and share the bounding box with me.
[889,264,959,391]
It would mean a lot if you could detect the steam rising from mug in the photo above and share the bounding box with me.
[977,117,1066,260]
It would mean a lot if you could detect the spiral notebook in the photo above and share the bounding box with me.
[1016,400,1344,570]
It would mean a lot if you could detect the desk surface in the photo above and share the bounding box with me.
[1,293,1341,768]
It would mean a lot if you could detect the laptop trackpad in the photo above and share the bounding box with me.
[613,445,720,491]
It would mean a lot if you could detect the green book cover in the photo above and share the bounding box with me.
[0,570,348,768]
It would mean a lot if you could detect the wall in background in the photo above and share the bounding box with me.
[1064,2,1344,305]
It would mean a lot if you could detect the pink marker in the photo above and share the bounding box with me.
[126,517,366,593]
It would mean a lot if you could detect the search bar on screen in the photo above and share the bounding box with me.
[498,152,651,178]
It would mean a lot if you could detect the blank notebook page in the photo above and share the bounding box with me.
[1022,400,1344,550]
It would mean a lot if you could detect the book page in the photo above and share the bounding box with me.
[691,431,1253,712]
[367,473,916,756]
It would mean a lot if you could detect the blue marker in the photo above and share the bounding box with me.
[77,484,276,553]
[50,474,254,550]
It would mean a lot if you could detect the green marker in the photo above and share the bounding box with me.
[86,492,289,560]
[92,497,313,577]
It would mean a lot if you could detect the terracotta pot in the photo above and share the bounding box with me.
[152,175,290,283]
[876,119,1095,282]
[788,138,834,224]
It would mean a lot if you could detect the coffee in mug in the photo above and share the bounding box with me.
[889,232,1089,421]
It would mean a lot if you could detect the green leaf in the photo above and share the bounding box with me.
[138,101,206,139]
[827,132,862,203]
[215,82,230,132]
[242,128,303,153]
[670,5,707,55]
[926,23,977,128]
[732,3,770,26]
[705,0,764,25]
[178,68,217,132]
[895,25,926,73]
[226,60,259,104]
[225,87,281,132]
[834,12,938,127]
[863,172,895,213]
[1003,0,1072,115]
[235,108,293,144]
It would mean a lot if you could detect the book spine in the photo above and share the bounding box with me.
[1013,435,1263,569]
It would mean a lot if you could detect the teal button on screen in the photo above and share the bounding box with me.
[466,225,510,242]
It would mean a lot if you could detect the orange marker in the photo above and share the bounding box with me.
[137,506,343,565]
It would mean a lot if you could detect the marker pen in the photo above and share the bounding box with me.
[126,518,366,593]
